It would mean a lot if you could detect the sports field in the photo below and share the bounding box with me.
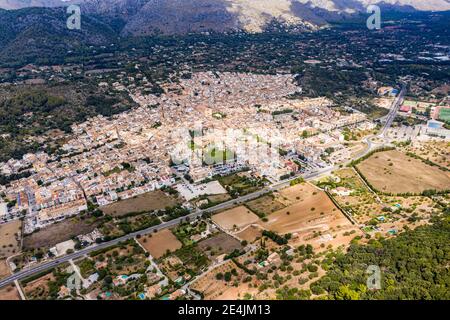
[439,108,450,122]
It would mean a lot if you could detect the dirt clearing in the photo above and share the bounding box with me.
[23,218,98,249]
[212,206,259,231]
[0,220,21,258]
[235,225,263,243]
[0,284,20,300]
[101,190,178,216]
[245,194,285,217]
[137,229,182,259]
[357,150,450,194]
[0,259,10,279]
[197,233,243,259]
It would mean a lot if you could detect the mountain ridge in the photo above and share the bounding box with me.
[1,0,450,65]
[2,1,450,34]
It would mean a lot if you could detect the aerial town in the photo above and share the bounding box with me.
[0,3,449,303]
[0,66,449,301]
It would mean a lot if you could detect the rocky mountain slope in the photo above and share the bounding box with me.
[2,0,450,35]
[0,0,449,65]
[0,6,116,65]
[0,0,80,10]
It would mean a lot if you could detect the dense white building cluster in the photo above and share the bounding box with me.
[0,72,369,232]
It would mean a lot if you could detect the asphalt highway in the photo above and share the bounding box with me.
[379,85,407,137]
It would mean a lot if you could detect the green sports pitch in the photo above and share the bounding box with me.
[438,108,450,122]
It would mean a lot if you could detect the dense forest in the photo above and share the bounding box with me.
[310,207,450,300]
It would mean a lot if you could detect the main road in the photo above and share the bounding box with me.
[0,118,382,289]
[379,84,407,137]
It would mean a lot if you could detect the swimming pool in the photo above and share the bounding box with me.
[428,122,442,129]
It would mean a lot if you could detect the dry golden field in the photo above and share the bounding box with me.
[259,183,361,251]
[101,190,178,216]
[357,150,450,194]
[212,206,259,231]
[0,220,21,259]
[0,284,20,300]
[137,229,182,259]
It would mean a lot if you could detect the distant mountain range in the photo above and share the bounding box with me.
[1,0,450,35]
[1,0,449,66]
[0,0,78,10]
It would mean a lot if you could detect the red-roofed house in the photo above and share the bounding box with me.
[399,105,411,113]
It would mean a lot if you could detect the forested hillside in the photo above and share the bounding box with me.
[311,206,450,300]
[0,85,133,161]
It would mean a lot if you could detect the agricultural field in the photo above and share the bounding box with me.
[235,225,263,243]
[0,220,21,258]
[197,233,243,260]
[22,271,57,300]
[245,194,286,218]
[89,240,148,275]
[160,245,209,280]
[0,284,20,300]
[212,206,260,232]
[21,264,73,300]
[175,245,209,273]
[259,183,337,234]
[245,244,328,300]
[356,150,450,194]
[23,216,99,249]
[190,260,254,300]
[159,255,185,281]
[328,168,438,237]
[258,183,361,251]
[278,183,319,205]
[328,168,384,223]
[190,238,330,300]
[115,212,161,234]
[137,229,182,259]
[101,190,179,217]
[403,141,450,169]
